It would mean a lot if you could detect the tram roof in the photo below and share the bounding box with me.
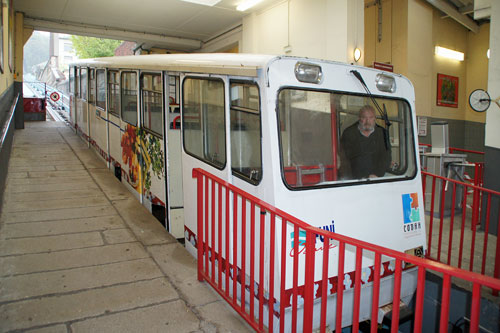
[70,53,279,77]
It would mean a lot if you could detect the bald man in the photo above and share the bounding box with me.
[340,105,391,179]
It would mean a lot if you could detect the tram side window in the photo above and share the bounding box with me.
[121,72,138,126]
[69,67,74,94]
[108,70,120,116]
[89,69,96,105]
[182,78,226,169]
[74,68,79,98]
[277,89,416,188]
[96,69,105,109]
[80,68,87,101]
[141,73,162,136]
[230,82,262,184]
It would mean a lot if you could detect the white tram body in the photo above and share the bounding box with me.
[69,53,426,329]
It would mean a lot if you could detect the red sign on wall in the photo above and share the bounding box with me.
[373,62,394,72]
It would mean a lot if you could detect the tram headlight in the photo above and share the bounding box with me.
[294,62,323,84]
[375,73,396,93]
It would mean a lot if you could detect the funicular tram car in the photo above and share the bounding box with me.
[69,53,426,330]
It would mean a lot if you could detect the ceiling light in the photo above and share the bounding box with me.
[435,46,464,61]
[180,0,221,6]
[237,0,263,11]
[353,48,362,62]
[487,49,490,59]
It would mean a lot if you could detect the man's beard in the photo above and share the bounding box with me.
[360,124,374,132]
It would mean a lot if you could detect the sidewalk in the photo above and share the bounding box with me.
[0,120,252,333]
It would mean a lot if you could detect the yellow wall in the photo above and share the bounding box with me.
[466,23,489,123]
[431,7,468,121]
[364,0,406,73]
[364,1,376,67]
[0,2,15,95]
[364,0,489,124]
[14,12,25,82]
[392,0,409,76]
[407,0,433,117]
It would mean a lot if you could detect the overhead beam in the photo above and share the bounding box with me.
[425,0,479,33]
[24,17,202,51]
[458,4,474,14]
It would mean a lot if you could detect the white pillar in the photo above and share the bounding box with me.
[485,1,500,148]
[241,0,363,63]
[483,0,500,235]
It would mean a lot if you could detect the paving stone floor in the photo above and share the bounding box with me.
[0,120,252,333]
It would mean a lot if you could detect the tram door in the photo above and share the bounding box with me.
[107,70,122,180]
[88,69,107,163]
[69,67,77,129]
[138,72,169,231]
[163,73,184,238]
[227,80,263,191]
[118,70,141,200]
[181,74,229,250]
[77,67,89,144]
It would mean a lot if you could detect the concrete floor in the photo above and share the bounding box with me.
[0,120,253,333]
[426,212,498,277]
[425,209,500,302]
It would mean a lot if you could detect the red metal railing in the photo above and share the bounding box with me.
[448,147,485,156]
[419,144,485,186]
[193,168,500,333]
[418,144,484,157]
[422,171,500,280]
[448,148,485,188]
[172,115,181,130]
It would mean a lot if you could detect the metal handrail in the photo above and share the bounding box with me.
[422,170,500,281]
[449,147,485,156]
[418,143,485,156]
[0,93,20,150]
[193,167,500,332]
[422,170,500,197]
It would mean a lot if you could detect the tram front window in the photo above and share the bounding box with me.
[277,89,416,189]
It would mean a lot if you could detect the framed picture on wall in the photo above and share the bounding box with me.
[437,73,459,108]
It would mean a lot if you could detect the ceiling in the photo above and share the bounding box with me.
[424,0,490,34]
[14,0,285,51]
[15,0,490,52]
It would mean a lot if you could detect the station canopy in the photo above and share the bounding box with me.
[14,0,284,52]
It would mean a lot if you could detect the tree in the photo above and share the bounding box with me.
[70,36,122,59]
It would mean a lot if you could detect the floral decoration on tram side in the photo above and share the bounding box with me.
[120,124,165,198]
[141,131,165,202]
[121,124,141,192]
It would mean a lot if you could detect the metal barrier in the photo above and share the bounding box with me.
[0,93,20,211]
[422,171,500,279]
[448,148,485,188]
[448,147,485,156]
[193,168,500,332]
[0,93,19,150]
[418,144,485,186]
[25,81,70,112]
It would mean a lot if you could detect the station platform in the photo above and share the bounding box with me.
[0,120,252,332]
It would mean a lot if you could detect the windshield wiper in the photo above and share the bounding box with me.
[350,70,392,150]
[350,70,391,128]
